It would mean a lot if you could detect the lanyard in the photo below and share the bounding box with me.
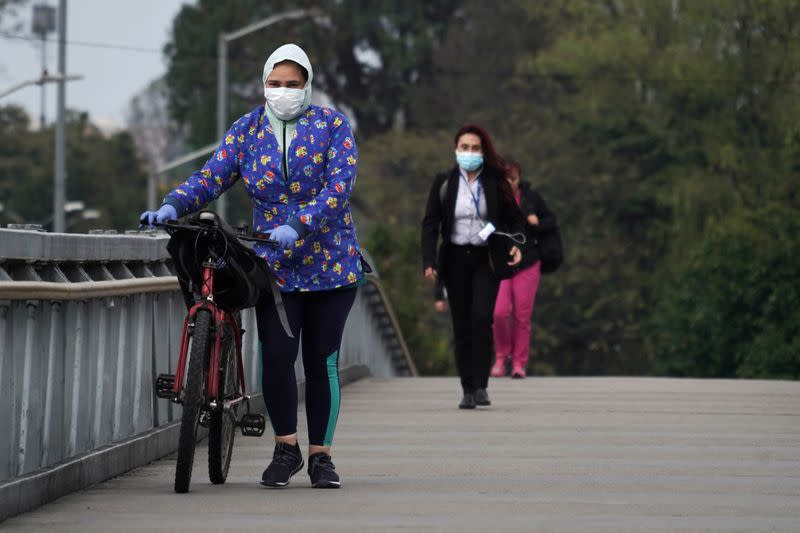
[460,171,483,221]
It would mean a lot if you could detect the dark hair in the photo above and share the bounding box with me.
[454,124,514,203]
[505,158,522,174]
[454,124,505,173]
[274,59,309,83]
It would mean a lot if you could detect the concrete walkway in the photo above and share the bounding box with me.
[2,377,799,532]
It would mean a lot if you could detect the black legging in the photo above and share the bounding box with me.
[443,244,500,393]
[255,287,357,446]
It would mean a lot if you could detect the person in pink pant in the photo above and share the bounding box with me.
[492,160,557,378]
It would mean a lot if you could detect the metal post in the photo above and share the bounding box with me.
[40,34,46,129]
[53,0,67,234]
[33,3,56,129]
[216,35,228,220]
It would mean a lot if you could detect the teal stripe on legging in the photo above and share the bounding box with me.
[323,350,340,446]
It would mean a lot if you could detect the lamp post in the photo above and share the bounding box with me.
[0,72,82,100]
[66,207,99,230]
[0,202,24,224]
[36,199,88,230]
[215,8,321,219]
[53,0,67,233]
[32,3,57,128]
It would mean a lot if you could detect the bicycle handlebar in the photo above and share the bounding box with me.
[153,219,278,246]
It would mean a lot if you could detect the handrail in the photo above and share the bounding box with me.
[0,273,416,375]
[0,278,180,300]
[363,274,418,377]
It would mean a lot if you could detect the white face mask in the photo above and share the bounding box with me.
[264,87,306,120]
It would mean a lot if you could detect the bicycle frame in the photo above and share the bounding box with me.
[171,259,247,410]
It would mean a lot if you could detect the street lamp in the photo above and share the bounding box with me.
[54,0,67,234]
[0,202,24,223]
[0,72,82,100]
[215,8,322,219]
[63,200,85,213]
[32,3,57,128]
[0,1,78,235]
[66,207,99,230]
[36,199,93,230]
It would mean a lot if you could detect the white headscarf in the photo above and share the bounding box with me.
[262,43,313,118]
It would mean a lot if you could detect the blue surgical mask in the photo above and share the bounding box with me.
[455,151,483,171]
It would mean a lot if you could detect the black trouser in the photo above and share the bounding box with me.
[255,287,357,446]
[443,245,500,393]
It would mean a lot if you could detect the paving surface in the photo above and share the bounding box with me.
[2,377,799,532]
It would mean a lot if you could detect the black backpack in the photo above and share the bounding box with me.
[166,211,271,312]
[536,225,563,274]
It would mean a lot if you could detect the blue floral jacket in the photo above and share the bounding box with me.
[164,104,364,292]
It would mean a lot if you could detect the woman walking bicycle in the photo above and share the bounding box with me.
[141,43,365,489]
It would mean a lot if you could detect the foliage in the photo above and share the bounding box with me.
[5,0,789,378]
[355,129,454,374]
[353,0,800,378]
[364,223,453,375]
[648,206,800,378]
[500,0,800,375]
[0,105,148,231]
[163,0,460,147]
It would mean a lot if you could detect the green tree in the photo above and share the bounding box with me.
[649,206,800,378]
[354,129,454,374]
[0,105,148,231]
[153,0,800,378]
[163,0,461,147]
[511,0,800,375]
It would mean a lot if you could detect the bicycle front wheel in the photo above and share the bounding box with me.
[174,308,212,494]
[208,315,239,484]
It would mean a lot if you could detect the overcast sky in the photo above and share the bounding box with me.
[1,0,192,131]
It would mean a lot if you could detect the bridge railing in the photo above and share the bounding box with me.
[0,227,413,518]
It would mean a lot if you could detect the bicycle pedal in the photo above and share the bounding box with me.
[199,410,211,428]
[239,413,266,437]
[155,374,176,400]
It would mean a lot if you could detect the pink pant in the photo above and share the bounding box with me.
[493,261,541,369]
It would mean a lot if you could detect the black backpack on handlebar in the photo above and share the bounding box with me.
[166,211,272,312]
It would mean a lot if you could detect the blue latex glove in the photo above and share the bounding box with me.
[139,204,178,228]
[267,224,299,249]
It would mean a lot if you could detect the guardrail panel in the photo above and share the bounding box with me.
[0,303,11,482]
[0,229,413,489]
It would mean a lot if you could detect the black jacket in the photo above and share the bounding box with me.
[516,181,558,270]
[421,166,526,280]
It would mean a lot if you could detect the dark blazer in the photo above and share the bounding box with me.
[516,181,558,270]
[421,166,526,280]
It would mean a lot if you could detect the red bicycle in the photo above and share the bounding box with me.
[154,212,278,493]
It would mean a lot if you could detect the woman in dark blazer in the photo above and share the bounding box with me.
[421,124,525,409]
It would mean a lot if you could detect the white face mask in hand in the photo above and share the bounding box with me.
[264,87,306,120]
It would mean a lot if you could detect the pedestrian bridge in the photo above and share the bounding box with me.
[1,229,799,531]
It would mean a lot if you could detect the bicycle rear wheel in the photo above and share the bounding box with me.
[208,316,239,484]
[174,308,212,494]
